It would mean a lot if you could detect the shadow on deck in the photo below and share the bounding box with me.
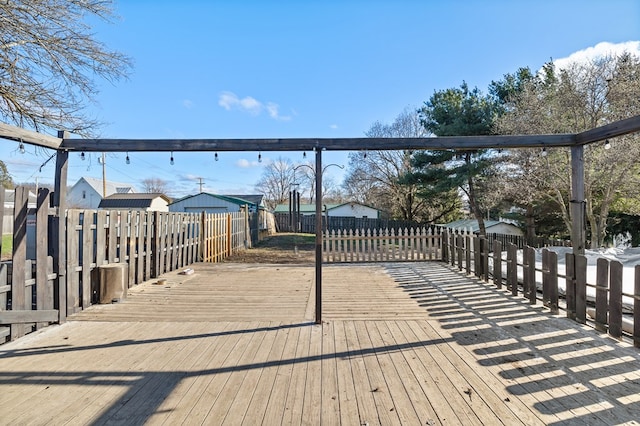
[0,262,638,425]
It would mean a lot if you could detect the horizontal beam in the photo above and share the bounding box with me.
[0,310,59,324]
[0,123,62,150]
[60,133,577,152]
[575,115,640,145]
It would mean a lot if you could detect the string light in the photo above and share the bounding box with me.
[303,151,306,159]
[80,152,85,161]
[215,152,219,161]
[258,152,262,163]
[604,140,611,150]
[170,151,174,165]
[18,139,25,154]
[540,147,547,157]
[125,152,130,164]
[364,149,368,159]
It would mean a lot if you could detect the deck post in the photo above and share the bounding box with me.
[51,133,69,322]
[315,147,323,324]
[570,145,585,255]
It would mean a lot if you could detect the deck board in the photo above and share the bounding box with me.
[1,261,639,425]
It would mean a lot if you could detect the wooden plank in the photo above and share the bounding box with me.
[0,122,63,149]
[52,146,68,323]
[331,321,362,426]
[60,132,579,153]
[548,251,559,315]
[0,263,7,309]
[35,188,50,329]
[95,210,107,266]
[107,210,118,263]
[66,210,81,313]
[11,186,28,340]
[595,258,609,332]
[575,255,588,324]
[508,243,518,296]
[565,253,576,320]
[493,240,502,289]
[0,310,58,324]
[81,210,93,308]
[145,211,152,280]
[135,211,144,284]
[608,261,623,339]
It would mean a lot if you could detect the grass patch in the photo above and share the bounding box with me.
[1,233,12,259]
[254,233,315,251]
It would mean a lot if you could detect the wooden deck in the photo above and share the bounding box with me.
[1,262,639,425]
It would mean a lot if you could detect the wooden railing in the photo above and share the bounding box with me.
[323,227,444,263]
[443,231,640,347]
[1,186,255,344]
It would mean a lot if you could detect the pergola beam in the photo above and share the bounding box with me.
[575,115,640,145]
[0,123,62,150]
[58,133,577,152]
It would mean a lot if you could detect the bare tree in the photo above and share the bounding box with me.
[344,107,460,222]
[141,178,170,194]
[255,157,297,210]
[494,53,640,247]
[0,1,131,135]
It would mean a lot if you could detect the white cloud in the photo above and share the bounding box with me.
[236,158,260,168]
[329,124,338,130]
[218,91,291,121]
[182,99,194,109]
[553,41,640,70]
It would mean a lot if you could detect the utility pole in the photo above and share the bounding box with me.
[198,177,204,193]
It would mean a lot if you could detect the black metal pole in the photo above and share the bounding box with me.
[315,148,322,324]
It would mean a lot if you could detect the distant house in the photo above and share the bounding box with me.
[98,193,171,212]
[443,219,523,236]
[274,202,381,219]
[3,188,37,234]
[67,177,136,209]
[169,193,265,213]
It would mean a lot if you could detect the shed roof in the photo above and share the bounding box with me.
[98,193,170,209]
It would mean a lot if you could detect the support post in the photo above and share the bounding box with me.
[51,132,69,322]
[315,148,323,324]
[570,145,585,255]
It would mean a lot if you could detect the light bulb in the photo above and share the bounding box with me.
[258,152,262,163]
[170,151,174,165]
[81,152,85,161]
[126,153,130,164]
[215,152,219,161]
[19,141,25,154]
[604,140,611,150]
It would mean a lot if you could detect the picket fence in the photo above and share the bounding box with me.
[323,227,444,263]
[1,187,252,343]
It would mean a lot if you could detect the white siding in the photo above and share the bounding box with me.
[68,181,102,209]
[329,204,379,218]
[486,223,523,236]
[149,198,169,212]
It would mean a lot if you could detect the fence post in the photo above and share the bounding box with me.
[609,261,623,339]
[493,240,502,289]
[52,144,68,323]
[473,237,481,278]
[595,258,609,333]
[226,213,232,257]
[635,265,640,348]
[565,253,576,320]
[548,250,559,315]
[507,243,517,296]
[10,187,28,340]
[575,254,587,324]
[482,237,489,282]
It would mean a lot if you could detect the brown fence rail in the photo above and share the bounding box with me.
[443,232,640,348]
[324,227,444,263]
[1,187,259,344]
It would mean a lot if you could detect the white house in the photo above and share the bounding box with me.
[443,219,523,236]
[169,193,264,213]
[67,177,136,209]
[98,193,171,212]
[274,202,381,219]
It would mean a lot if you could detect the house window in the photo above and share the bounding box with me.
[82,190,86,199]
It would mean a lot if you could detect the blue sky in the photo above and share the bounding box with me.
[3,0,639,197]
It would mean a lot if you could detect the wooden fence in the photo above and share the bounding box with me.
[323,227,444,263]
[444,232,640,347]
[1,186,253,343]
